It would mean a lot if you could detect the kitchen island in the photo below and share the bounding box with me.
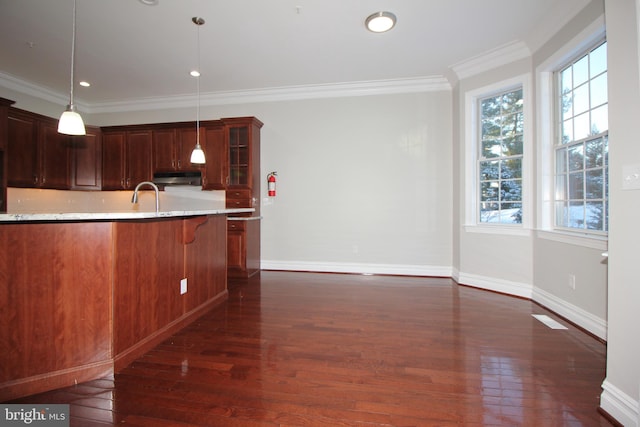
[0,188,252,401]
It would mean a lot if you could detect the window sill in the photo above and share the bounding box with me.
[464,224,532,237]
[536,230,608,250]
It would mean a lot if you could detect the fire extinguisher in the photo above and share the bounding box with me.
[267,172,277,197]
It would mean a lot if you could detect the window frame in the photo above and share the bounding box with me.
[535,16,607,249]
[553,41,608,235]
[464,74,533,236]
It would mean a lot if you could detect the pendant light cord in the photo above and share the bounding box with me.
[196,20,200,145]
[69,0,77,107]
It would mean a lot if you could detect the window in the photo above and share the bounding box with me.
[478,88,524,224]
[554,41,608,233]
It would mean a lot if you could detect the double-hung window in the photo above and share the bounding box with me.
[478,88,524,224]
[554,41,608,233]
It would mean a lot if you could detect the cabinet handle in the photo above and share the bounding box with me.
[172,160,176,168]
[33,174,38,185]
[177,160,181,169]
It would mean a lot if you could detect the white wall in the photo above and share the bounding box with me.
[600,1,640,425]
[90,91,454,276]
[454,58,536,298]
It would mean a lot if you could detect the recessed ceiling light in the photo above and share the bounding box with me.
[190,70,200,77]
[365,11,396,33]
[79,81,90,87]
[138,0,159,5]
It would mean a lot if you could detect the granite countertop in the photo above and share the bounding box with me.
[0,207,255,222]
[0,187,254,222]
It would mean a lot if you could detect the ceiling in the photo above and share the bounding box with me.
[0,0,589,110]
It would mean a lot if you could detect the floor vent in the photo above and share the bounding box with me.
[532,314,568,330]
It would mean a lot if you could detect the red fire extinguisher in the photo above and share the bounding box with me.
[267,172,277,197]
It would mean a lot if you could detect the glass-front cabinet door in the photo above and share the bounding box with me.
[228,125,249,186]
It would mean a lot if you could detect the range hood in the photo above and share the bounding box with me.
[152,171,202,186]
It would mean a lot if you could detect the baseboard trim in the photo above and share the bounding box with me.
[600,379,639,427]
[456,271,532,298]
[261,260,452,278]
[114,290,228,372]
[0,360,113,402]
[532,286,607,340]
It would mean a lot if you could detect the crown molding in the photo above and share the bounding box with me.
[0,72,451,114]
[450,40,531,80]
[89,77,451,113]
[0,71,90,112]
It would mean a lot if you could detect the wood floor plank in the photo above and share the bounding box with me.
[7,271,613,426]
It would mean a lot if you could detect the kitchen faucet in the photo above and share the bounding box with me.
[131,181,160,213]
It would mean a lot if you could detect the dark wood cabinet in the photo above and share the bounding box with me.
[152,126,199,172]
[222,117,263,215]
[7,109,69,189]
[7,109,39,187]
[222,117,263,279]
[39,120,70,189]
[70,126,102,190]
[201,123,226,190]
[102,129,152,190]
[0,98,14,213]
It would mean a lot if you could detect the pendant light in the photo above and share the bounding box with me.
[190,17,206,164]
[58,0,86,136]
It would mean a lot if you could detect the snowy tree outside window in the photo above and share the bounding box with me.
[478,88,524,224]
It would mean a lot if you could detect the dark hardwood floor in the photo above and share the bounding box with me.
[10,271,612,426]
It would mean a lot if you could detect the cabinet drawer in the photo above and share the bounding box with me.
[226,198,252,208]
[227,220,246,232]
[227,189,251,199]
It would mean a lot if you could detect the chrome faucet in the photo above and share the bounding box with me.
[131,181,160,213]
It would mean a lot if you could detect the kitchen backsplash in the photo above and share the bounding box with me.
[7,186,225,214]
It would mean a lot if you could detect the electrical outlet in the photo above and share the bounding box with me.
[180,278,188,295]
[568,274,576,290]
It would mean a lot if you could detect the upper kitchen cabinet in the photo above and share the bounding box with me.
[221,117,263,213]
[0,98,15,213]
[201,121,226,190]
[102,128,152,190]
[70,126,102,191]
[152,125,200,173]
[7,108,70,189]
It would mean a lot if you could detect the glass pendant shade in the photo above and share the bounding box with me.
[190,143,206,164]
[58,105,86,135]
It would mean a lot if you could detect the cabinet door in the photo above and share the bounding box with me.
[202,125,226,190]
[39,120,70,189]
[152,128,176,172]
[7,111,39,187]
[176,127,200,171]
[227,125,250,187]
[125,130,153,189]
[70,126,102,190]
[227,221,246,274]
[102,132,126,190]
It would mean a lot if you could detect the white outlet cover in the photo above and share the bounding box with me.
[180,278,187,295]
[622,163,640,190]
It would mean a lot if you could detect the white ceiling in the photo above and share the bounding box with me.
[0,0,589,110]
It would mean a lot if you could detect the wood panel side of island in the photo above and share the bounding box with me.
[0,222,114,401]
[112,215,228,371]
